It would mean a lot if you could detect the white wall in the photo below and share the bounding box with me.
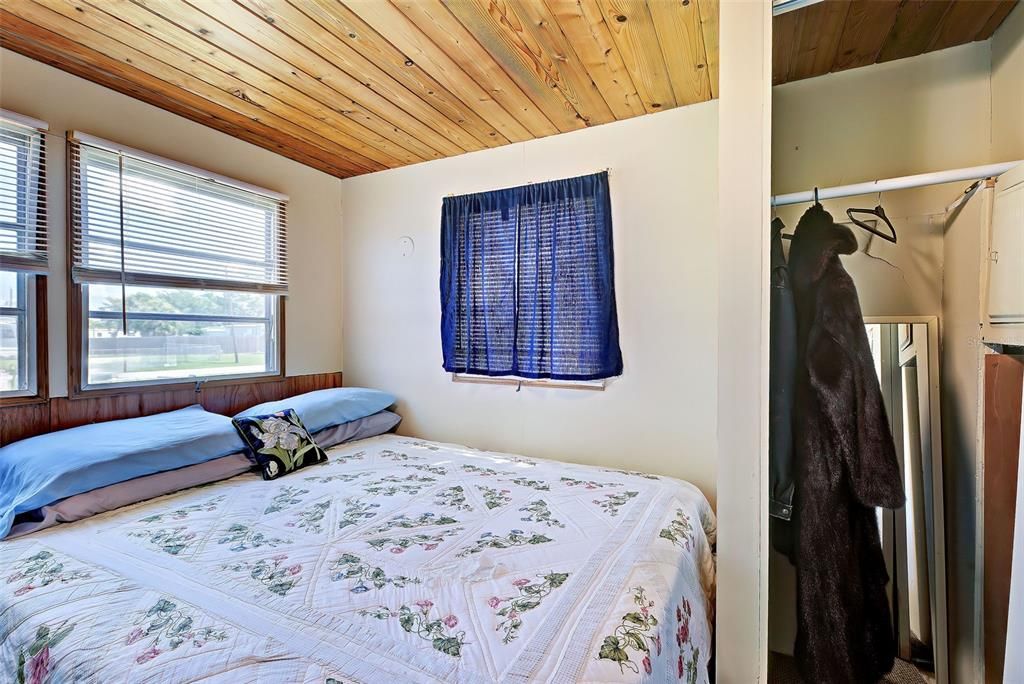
[0,49,344,395]
[992,4,1024,161]
[715,1,772,678]
[773,42,994,196]
[341,103,719,500]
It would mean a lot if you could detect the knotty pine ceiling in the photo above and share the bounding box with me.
[0,1,1017,179]
[774,0,1018,86]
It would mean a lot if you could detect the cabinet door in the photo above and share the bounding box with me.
[989,164,1024,325]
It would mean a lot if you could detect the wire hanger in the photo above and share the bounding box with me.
[846,192,897,244]
[771,196,794,241]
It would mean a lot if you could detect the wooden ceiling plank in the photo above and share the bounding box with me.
[928,0,1007,52]
[976,0,1019,40]
[876,0,953,63]
[595,0,677,113]
[0,13,367,178]
[388,0,578,134]
[339,0,540,143]
[36,0,404,171]
[541,0,645,118]
[831,0,902,73]
[695,0,720,98]
[132,0,431,167]
[646,0,713,107]
[165,0,444,163]
[284,0,509,149]
[772,7,799,85]
[502,0,618,126]
[789,0,852,81]
[236,0,486,156]
[436,0,599,131]
[9,1,399,169]
[105,0,403,161]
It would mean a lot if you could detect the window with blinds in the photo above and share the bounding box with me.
[68,133,287,389]
[0,114,47,272]
[69,135,286,293]
[0,111,47,398]
[440,171,622,381]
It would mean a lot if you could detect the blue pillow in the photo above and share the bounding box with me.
[234,387,395,434]
[0,405,245,539]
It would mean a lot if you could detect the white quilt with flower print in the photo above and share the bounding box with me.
[0,435,715,684]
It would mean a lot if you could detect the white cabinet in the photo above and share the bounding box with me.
[983,163,1024,344]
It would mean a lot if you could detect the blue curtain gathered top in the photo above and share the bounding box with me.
[440,171,622,380]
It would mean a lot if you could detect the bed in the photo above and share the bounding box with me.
[1,434,715,683]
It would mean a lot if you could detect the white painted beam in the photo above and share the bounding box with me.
[716,1,772,682]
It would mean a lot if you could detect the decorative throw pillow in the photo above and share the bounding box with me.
[232,409,327,480]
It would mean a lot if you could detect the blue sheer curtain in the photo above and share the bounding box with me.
[440,171,621,380]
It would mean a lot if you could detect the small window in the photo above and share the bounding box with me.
[0,271,37,395]
[82,284,278,387]
[0,111,48,400]
[440,171,622,381]
[68,133,287,391]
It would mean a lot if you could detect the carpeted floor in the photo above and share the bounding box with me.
[768,652,929,684]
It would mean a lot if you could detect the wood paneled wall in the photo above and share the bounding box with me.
[983,354,1024,684]
[0,371,342,445]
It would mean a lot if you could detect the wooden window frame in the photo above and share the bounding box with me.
[0,110,49,407]
[65,141,287,399]
[0,273,49,407]
[66,281,286,399]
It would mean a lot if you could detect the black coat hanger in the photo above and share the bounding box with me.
[846,196,897,244]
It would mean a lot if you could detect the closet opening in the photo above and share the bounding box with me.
[769,4,1024,681]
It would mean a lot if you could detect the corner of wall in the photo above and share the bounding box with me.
[991,4,1024,161]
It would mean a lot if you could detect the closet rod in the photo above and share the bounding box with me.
[772,161,1022,207]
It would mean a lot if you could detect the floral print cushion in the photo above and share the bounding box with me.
[232,409,327,480]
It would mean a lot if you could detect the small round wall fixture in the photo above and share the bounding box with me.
[399,235,415,257]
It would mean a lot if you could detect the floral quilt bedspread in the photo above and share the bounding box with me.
[0,435,715,683]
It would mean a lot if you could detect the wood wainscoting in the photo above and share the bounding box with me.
[0,372,342,445]
[983,354,1024,684]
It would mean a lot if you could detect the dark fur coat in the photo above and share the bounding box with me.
[788,205,905,684]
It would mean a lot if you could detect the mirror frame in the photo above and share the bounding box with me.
[867,315,948,684]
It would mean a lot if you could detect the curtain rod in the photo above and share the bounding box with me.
[445,168,611,198]
[772,161,1022,207]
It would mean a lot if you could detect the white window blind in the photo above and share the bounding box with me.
[0,111,48,274]
[69,133,288,294]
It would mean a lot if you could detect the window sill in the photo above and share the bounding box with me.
[0,391,49,408]
[450,373,606,392]
[70,371,285,399]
